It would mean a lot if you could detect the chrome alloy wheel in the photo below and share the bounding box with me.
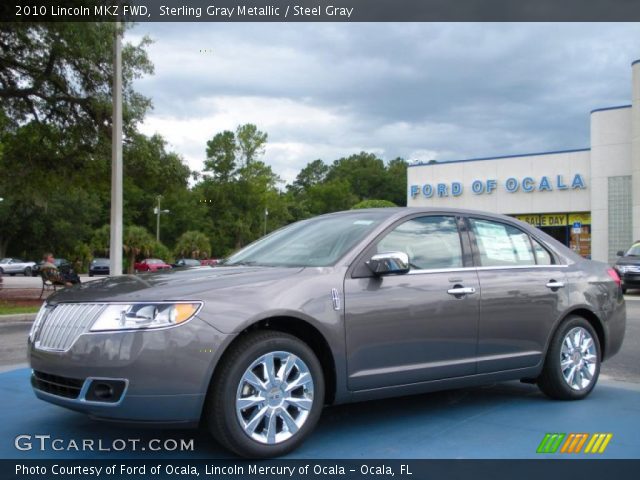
[560,327,598,391]
[235,351,314,444]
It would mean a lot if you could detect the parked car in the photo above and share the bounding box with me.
[28,208,626,458]
[200,258,221,266]
[0,257,36,276]
[615,241,640,293]
[173,258,202,268]
[133,258,172,273]
[89,258,110,277]
[31,258,72,277]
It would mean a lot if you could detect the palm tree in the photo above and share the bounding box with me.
[175,231,211,259]
[123,225,154,274]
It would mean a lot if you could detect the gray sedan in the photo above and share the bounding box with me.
[28,208,626,457]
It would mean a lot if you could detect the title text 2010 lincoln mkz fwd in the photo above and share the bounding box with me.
[29,208,626,457]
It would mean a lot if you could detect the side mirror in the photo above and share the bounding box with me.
[366,251,410,276]
[616,250,624,257]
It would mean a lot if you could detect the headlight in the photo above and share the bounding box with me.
[90,302,201,331]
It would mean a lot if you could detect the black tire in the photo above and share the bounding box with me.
[89,273,93,277]
[9,273,15,276]
[206,330,325,458]
[23,267,32,277]
[621,287,627,294]
[0,267,3,274]
[538,315,601,400]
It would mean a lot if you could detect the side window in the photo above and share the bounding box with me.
[531,237,553,265]
[469,218,535,267]
[377,216,463,270]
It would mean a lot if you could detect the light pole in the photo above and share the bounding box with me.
[109,21,123,276]
[264,207,269,236]
[155,195,170,242]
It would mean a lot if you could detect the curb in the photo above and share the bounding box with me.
[0,313,36,324]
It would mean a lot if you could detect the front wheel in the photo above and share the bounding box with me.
[538,316,601,400]
[24,267,32,276]
[206,331,324,458]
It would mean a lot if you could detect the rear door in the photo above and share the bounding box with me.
[344,214,480,390]
[467,217,568,373]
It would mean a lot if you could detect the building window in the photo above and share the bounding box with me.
[607,176,632,264]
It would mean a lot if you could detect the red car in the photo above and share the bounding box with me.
[133,258,172,273]
[200,258,221,266]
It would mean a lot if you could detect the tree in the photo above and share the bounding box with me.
[123,226,154,274]
[236,124,267,167]
[289,159,329,194]
[325,152,387,201]
[90,225,111,257]
[175,231,211,259]
[205,130,237,181]
[0,22,153,260]
[352,199,397,209]
[0,23,152,134]
[199,124,285,253]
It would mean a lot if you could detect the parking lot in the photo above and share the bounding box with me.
[1,283,639,459]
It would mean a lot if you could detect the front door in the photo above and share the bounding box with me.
[344,215,480,391]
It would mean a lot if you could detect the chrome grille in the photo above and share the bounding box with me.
[620,265,640,274]
[35,304,107,351]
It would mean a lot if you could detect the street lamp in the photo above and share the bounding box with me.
[155,195,170,242]
[264,208,269,236]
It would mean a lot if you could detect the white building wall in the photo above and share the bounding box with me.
[632,61,640,244]
[590,106,632,263]
[407,150,591,215]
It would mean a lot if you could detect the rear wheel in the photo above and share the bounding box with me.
[538,316,601,400]
[206,331,324,458]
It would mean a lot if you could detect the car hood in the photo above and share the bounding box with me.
[46,266,304,305]
[615,257,640,266]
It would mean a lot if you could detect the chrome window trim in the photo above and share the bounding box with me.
[407,265,569,275]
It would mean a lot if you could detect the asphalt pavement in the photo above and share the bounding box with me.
[0,292,638,459]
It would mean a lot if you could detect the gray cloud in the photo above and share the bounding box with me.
[129,22,640,182]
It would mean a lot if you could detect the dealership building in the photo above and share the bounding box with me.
[407,60,640,264]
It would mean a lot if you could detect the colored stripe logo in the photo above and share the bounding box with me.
[537,433,612,454]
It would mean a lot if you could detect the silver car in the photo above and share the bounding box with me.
[0,257,36,276]
[29,208,626,457]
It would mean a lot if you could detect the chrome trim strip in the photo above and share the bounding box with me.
[408,265,569,275]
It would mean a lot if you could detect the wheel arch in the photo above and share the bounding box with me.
[549,308,606,359]
[204,315,337,409]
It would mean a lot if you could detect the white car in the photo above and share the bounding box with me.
[0,257,36,276]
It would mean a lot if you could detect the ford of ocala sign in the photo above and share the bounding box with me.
[410,174,587,198]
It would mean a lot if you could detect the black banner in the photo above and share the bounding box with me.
[3,459,640,480]
[2,0,640,22]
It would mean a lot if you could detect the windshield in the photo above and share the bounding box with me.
[147,259,163,264]
[625,243,640,256]
[0,258,9,263]
[225,212,388,267]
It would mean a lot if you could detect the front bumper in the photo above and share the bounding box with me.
[620,273,640,289]
[29,316,231,424]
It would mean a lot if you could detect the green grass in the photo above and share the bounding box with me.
[0,305,40,315]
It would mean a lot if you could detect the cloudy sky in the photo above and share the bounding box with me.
[128,23,640,184]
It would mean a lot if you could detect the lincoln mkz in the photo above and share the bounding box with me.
[29,208,626,457]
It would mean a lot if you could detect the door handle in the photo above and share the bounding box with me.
[447,286,476,296]
[546,280,565,289]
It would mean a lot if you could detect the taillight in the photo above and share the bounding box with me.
[607,268,621,287]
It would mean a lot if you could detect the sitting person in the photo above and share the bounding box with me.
[40,253,80,287]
